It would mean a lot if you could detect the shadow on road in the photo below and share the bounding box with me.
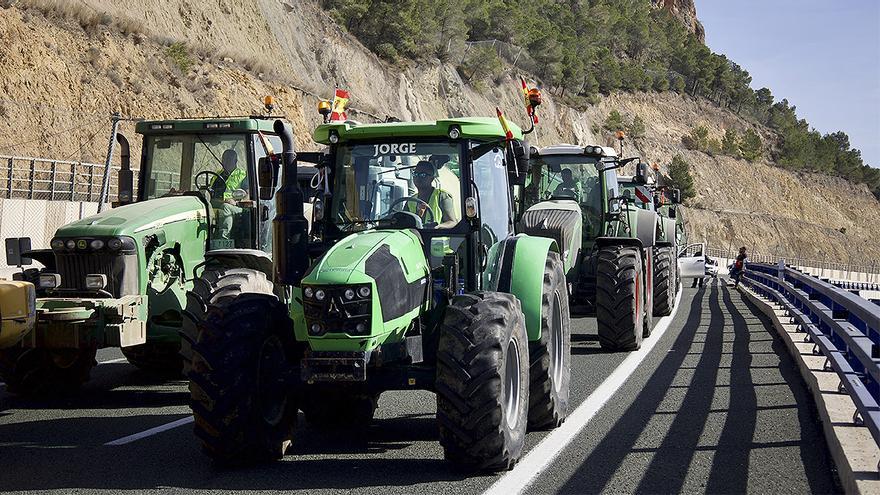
[557,284,840,494]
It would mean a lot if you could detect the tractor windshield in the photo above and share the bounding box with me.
[330,141,463,231]
[142,133,250,200]
[528,155,603,236]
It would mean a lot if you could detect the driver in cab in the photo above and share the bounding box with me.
[212,149,247,239]
[553,168,580,199]
[408,160,457,229]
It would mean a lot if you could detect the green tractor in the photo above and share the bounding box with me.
[518,144,660,351]
[0,114,305,394]
[616,174,682,316]
[185,116,571,470]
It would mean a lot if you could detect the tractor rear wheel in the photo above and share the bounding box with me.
[187,269,298,465]
[652,246,675,317]
[436,291,529,471]
[596,245,644,351]
[528,252,571,430]
[0,346,96,395]
[181,267,274,376]
[301,386,379,429]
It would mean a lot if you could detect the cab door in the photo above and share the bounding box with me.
[678,243,706,279]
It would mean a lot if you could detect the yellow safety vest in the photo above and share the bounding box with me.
[212,168,246,199]
[407,188,448,222]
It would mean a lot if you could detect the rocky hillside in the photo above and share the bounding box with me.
[0,0,877,263]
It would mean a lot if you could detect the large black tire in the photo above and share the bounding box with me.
[181,267,274,376]
[187,268,298,464]
[301,386,379,429]
[652,246,675,317]
[528,252,571,430]
[436,291,529,471]
[0,346,96,395]
[121,342,181,374]
[596,245,645,351]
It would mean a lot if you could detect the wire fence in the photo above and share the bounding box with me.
[0,155,135,203]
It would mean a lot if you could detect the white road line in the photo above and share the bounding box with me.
[98,357,128,364]
[104,416,194,446]
[485,286,684,495]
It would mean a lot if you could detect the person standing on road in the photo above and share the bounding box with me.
[731,247,748,288]
[691,250,705,288]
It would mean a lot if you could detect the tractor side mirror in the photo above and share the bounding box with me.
[634,162,649,185]
[5,237,32,267]
[670,188,681,204]
[118,168,134,203]
[258,156,279,201]
[508,140,529,186]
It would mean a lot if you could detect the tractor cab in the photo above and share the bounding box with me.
[134,117,310,252]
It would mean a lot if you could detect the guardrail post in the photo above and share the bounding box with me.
[87,162,95,202]
[69,162,76,201]
[6,157,12,198]
[49,160,57,201]
[27,159,35,199]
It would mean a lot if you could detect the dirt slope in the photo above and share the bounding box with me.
[0,0,877,263]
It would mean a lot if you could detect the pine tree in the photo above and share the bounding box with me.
[721,128,740,158]
[740,129,762,162]
[668,155,696,200]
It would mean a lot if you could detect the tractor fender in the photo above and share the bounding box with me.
[655,217,676,247]
[637,209,658,249]
[203,249,273,279]
[495,234,558,341]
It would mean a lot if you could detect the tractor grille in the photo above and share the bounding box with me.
[302,286,372,336]
[54,252,138,298]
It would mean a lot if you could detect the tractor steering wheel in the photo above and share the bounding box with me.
[384,196,437,228]
[195,170,226,195]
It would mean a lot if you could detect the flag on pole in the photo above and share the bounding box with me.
[330,89,350,122]
[520,76,539,124]
[496,107,513,141]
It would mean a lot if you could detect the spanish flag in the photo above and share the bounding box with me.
[330,89,350,122]
[520,76,539,124]
[496,107,513,141]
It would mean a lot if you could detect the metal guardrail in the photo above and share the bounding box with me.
[0,155,136,203]
[742,262,880,458]
[705,246,880,279]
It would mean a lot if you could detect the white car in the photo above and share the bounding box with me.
[678,242,706,281]
[705,257,719,278]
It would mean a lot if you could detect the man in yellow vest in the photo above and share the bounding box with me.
[212,149,247,240]
[408,160,457,229]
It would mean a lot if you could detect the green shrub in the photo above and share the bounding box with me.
[165,42,193,73]
[667,154,696,200]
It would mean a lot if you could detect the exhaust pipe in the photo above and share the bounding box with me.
[116,133,134,204]
[272,120,310,286]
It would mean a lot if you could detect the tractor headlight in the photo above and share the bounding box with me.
[107,237,123,250]
[354,322,367,334]
[357,286,371,298]
[448,125,462,140]
[50,238,65,251]
[304,287,314,299]
[344,288,356,301]
[85,274,107,290]
[314,289,326,301]
[65,239,76,250]
[309,323,323,335]
[38,273,61,289]
[328,131,339,144]
[90,239,105,250]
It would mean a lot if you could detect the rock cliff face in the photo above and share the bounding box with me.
[652,0,705,42]
[0,0,876,264]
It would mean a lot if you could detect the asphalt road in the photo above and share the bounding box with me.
[0,280,840,494]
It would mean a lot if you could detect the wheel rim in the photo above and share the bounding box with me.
[257,335,288,425]
[504,337,522,430]
[551,291,564,391]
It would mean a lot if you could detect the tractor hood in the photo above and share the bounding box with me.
[54,196,207,238]
[304,229,428,286]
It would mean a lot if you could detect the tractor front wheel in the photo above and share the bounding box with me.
[0,346,96,395]
[652,246,675,317]
[528,252,571,430]
[187,269,298,465]
[596,245,644,351]
[436,291,529,471]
